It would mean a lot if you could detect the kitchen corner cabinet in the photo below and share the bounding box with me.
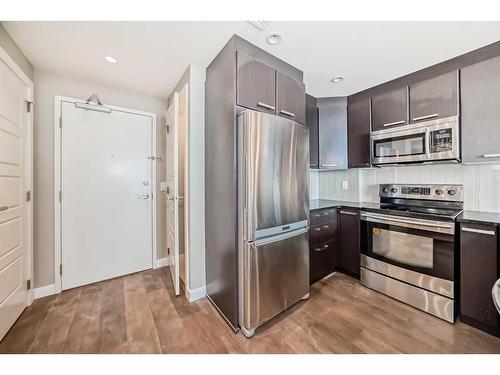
[460,223,500,336]
[409,70,459,124]
[276,71,305,124]
[309,208,338,284]
[338,208,360,278]
[347,98,371,168]
[317,97,348,170]
[371,87,408,131]
[461,56,500,163]
[306,94,319,168]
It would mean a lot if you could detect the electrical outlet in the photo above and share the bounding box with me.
[341,180,349,190]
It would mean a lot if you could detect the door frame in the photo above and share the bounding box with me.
[53,95,157,293]
[0,46,34,305]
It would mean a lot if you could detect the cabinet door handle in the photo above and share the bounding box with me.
[279,109,295,118]
[314,227,322,232]
[412,113,439,122]
[314,244,329,252]
[461,227,496,236]
[483,154,500,159]
[340,210,357,216]
[257,102,275,111]
[320,164,337,168]
[383,120,405,127]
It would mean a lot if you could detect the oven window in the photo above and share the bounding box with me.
[372,226,433,268]
[374,133,425,158]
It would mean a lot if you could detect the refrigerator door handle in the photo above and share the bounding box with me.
[254,227,308,246]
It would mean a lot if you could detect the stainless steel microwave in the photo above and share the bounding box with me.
[371,116,460,165]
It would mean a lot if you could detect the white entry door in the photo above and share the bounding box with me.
[60,100,154,290]
[0,53,32,340]
[166,93,180,295]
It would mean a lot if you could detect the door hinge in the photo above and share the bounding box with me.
[60,264,63,275]
[59,190,62,202]
[25,100,34,113]
[59,117,62,128]
[166,186,170,194]
[26,190,31,202]
[167,247,170,255]
[166,125,170,134]
[27,279,31,290]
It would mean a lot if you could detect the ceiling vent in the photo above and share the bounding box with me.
[248,21,272,31]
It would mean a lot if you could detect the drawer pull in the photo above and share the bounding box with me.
[383,120,405,127]
[412,113,439,122]
[314,212,330,218]
[314,244,329,252]
[461,227,496,236]
[340,210,357,216]
[257,102,275,111]
[313,225,330,232]
[483,154,500,159]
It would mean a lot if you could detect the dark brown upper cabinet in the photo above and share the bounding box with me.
[409,70,459,124]
[306,94,319,168]
[461,56,500,163]
[347,98,371,168]
[460,223,499,334]
[317,97,348,170]
[371,87,408,132]
[276,71,306,125]
[236,52,276,114]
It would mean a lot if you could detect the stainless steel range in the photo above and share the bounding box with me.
[360,184,464,323]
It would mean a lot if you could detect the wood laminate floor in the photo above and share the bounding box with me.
[1,268,499,354]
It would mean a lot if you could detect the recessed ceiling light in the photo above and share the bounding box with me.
[331,76,344,83]
[266,33,282,45]
[104,55,118,64]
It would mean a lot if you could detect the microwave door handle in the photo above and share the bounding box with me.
[425,128,431,159]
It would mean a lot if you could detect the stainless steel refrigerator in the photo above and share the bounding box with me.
[237,109,310,337]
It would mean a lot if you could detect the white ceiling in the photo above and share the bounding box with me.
[4,21,500,99]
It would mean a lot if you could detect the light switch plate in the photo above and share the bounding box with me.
[341,180,349,190]
[160,182,168,191]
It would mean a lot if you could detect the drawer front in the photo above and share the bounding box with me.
[310,239,336,284]
[310,208,337,225]
[310,222,337,244]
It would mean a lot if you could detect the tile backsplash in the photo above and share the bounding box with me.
[310,163,500,213]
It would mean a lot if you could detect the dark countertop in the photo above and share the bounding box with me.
[457,211,500,226]
[310,199,380,211]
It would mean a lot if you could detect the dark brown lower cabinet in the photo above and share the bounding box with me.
[338,208,360,278]
[309,208,338,284]
[460,223,500,337]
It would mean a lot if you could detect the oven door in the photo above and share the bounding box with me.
[360,212,456,282]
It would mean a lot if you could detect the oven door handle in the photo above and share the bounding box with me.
[425,128,431,159]
[361,212,455,234]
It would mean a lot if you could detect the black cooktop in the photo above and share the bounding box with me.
[378,203,463,219]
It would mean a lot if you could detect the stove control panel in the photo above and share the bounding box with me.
[379,184,463,202]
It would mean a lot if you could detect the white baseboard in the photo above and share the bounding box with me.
[33,284,57,300]
[155,257,171,268]
[187,285,206,302]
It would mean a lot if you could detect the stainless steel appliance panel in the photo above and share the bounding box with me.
[242,229,309,331]
[372,227,434,268]
[371,115,459,165]
[361,211,455,235]
[361,268,454,322]
[361,255,454,298]
[240,110,309,241]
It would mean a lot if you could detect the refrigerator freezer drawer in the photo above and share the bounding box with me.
[242,230,309,331]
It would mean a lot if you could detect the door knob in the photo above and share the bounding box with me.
[138,194,150,200]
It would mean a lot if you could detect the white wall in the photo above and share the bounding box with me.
[315,163,500,213]
[167,65,206,294]
[33,69,167,288]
